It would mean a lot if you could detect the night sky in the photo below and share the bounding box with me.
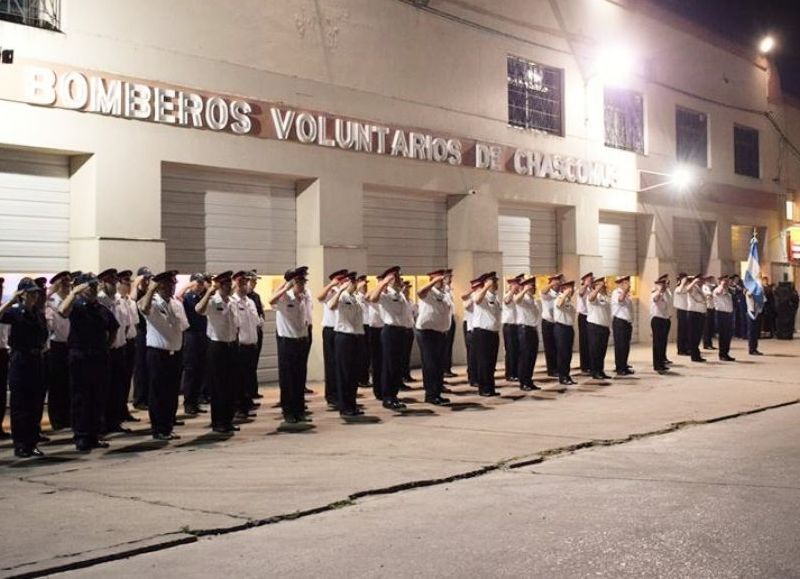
[659,0,800,98]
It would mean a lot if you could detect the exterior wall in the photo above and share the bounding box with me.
[0,0,796,377]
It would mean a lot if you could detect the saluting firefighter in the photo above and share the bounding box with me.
[59,273,120,452]
[501,274,523,382]
[290,267,313,396]
[415,270,452,405]
[577,272,593,374]
[196,271,240,434]
[587,276,612,380]
[513,277,541,391]
[116,270,140,423]
[97,268,133,434]
[471,272,501,397]
[713,275,735,362]
[232,270,262,421]
[369,266,410,410]
[178,273,211,416]
[400,280,416,385]
[673,272,690,356]
[554,280,577,386]
[44,271,72,430]
[0,279,49,458]
[702,277,717,351]
[355,275,371,388]
[246,270,266,400]
[366,274,385,401]
[442,269,458,378]
[685,274,708,362]
[138,271,189,441]
[650,274,672,374]
[270,267,312,424]
[318,269,348,410]
[328,271,366,417]
[611,276,635,376]
[540,274,564,377]
[132,267,153,410]
[461,278,482,387]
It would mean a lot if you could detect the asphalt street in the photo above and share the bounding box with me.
[64,400,800,578]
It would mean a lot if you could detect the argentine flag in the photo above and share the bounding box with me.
[743,231,764,320]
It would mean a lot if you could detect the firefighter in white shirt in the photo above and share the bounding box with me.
[415,270,452,405]
[44,270,72,430]
[540,274,564,377]
[713,275,735,361]
[513,277,541,391]
[685,274,708,362]
[328,271,366,418]
[270,267,313,424]
[611,276,635,376]
[673,272,690,356]
[97,269,133,434]
[369,266,411,410]
[702,277,717,350]
[317,269,348,409]
[471,272,501,397]
[554,280,577,386]
[461,278,482,387]
[577,272,593,374]
[442,269,458,378]
[232,271,263,421]
[117,270,140,423]
[650,274,672,374]
[587,277,612,380]
[501,274,523,382]
[366,275,385,401]
[138,270,189,441]
[196,271,239,433]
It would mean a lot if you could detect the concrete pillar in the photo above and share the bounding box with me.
[296,176,366,381]
[637,211,676,341]
[559,202,600,280]
[69,150,163,273]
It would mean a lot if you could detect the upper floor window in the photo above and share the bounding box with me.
[604,88,644,154]
[734,125,759,178]
[507,55,563,136]
[0,0,60,31]
[676,107,708,167]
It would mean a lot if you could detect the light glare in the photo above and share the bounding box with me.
[596,45,636,86]
[759,36,775,54]
[671,167,693,190]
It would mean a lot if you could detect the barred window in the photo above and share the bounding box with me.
[604,88,644,154]
[507,56,563,136]
[676,107,708,167]
[734,125,759,178]
[0,0,60,31]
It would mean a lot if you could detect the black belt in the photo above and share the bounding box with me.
[278,336,309,341]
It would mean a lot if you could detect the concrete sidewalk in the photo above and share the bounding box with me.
[1,339,799,578]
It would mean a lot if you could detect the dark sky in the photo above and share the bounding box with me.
[658,0,800,98]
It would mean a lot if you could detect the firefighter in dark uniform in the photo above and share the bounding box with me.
[0,279,49,458]
[179,273,210,416]
[59,273,120,452]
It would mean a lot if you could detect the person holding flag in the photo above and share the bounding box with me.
[743,229,765,356]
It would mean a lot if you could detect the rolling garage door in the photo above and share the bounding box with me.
[0,149,70,272]
[364,190,448,274]
[599,212,639,342]
[498,205,558,276]
[162,164,296,382]
[674,217,713,275]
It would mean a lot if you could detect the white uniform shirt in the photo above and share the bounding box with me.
[577,286,590,316]
[232,293,261,346]
[650,289,671,319]
[367,301,384,328]
[686,285,708,314]
[673,285,688,310]
[702,284,716,309]
[98,291,129,349]
[463,298,474,332]
[416,287,451,333]
[334,291,364,334]
[541,289,557,323]
[378,287,411,327]
[554,295,576,326]
[472,291,501,332]
[321,289,336,328]
[587,293,612,327]
[501,297,517,325]
[143,294,189,351]
[274,289,310,338]
[516,294,541,328]
[356,292,370,327]
[46,293,71,343]
[444,286,455,320]
[611,288,634,322]
[120,295,138,340]
[205,294,238,342]
[713,288,733,313]
[0,323,9,349]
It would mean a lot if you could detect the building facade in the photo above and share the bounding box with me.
[1,0,798,380]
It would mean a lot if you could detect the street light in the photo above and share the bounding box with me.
[759,35,775,54]
[639,167,695,192]
[595,44,636,86]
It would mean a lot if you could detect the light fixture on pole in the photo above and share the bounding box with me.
[638,167,695,192]
[759,35,775,54]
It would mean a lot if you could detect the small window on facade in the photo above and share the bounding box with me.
[734,125,759,178]
[604,88,645,154]
[0,0,60,31]
[676,107,708,167]
[507,55,563,136]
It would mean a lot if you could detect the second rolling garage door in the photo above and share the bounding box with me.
[498,205,558,276]
[162,164,296,383]
[674,217,713,275]
[598,211,639,343]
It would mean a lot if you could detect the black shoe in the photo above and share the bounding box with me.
[520,384,535,392]
[283,416,299,424]
[425,396,450,405]
[656,368,669,375]
[38,434,50,443]
[750,350,763,356]
[691,357,707,362]
[720,355,736,362]
[478,390,499,397]
[253,393,264,399]
[304,387,314,394]
[298,414,313,423]
[664,359,674,365]
[677,351,690,356]
[173,420,185,426]
[14,447,32,458]
[600,373,612,380]
[133,402,148,411]
[0,430,10,440]
[75,441,92,452]
[184,406,199,416]
[91,440,110,449]
[212,426,232,433]
[327,402,339,411]
[616,368,635,376]
[382,399,406,411]
[444,371,458,378]
[108,425,133,434]
[340,408,365,417]
[122,414,141,422]
[547,371,558,377]
[559,377,576,386]
[403,376,417,383]
[30,447,45,457]
[398,384,413,391]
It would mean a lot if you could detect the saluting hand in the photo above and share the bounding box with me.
[71,282,90,294]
